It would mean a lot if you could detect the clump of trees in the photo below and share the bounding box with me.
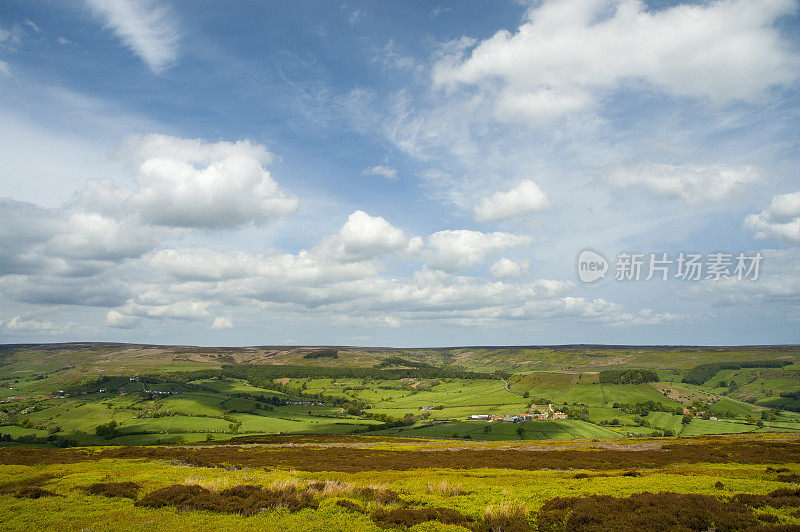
[302,349,338,360]
[95,420,121,439]
[599,369,658,384]
[612,401,676,416]
[0,433,76,447]
[563,406,590,422]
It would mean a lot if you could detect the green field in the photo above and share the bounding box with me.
[373,419,622,441]
[2,344,800,530]
[1,343,799,447]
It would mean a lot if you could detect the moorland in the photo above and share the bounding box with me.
[2,343,800,530]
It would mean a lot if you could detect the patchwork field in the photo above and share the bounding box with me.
[2,344,800,446]
[2,344,800,529]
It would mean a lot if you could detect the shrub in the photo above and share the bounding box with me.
[335,499,366,514]
[733,488,800,509]
[371,507,473,528]
[14,486,56,498]
[767,467,791,473]
[536,492,760,531]
[85,482,140,499]
[135,484,318,515]
[757,513,780,523]
[0,474,57,499]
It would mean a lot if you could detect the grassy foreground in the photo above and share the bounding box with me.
[1,433,800,531]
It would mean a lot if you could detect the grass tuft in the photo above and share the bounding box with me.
[480,501,531,532]
[427,480,468,496]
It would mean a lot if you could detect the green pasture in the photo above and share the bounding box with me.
[375,419,622,441]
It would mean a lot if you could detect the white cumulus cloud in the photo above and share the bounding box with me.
[745,191,800,244]
[105,309,138,328]
[490,257,528,279]
[425,230,531,272]
[609,163,761,203]
[317,210,415,262]
[211,315,233,329]
[433,0,799,124]
[77,134,298,230]
[473,180,550,222]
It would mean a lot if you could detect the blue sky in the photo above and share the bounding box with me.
[1,0,799,347]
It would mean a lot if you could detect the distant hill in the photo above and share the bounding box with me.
[1,342,798,376]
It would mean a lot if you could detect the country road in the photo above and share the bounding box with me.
[502,378,523,396]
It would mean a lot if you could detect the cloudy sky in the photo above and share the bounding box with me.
[1,0,799,347]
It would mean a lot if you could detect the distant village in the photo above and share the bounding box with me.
[468,404,569,423]
[116,377,187,397]
[2,392,69,403]
[422,403,569,422]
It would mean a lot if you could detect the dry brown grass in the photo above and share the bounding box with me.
[427,480,468,496]
[480,501,531,532]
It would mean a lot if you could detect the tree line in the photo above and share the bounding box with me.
[682,360,791,385]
